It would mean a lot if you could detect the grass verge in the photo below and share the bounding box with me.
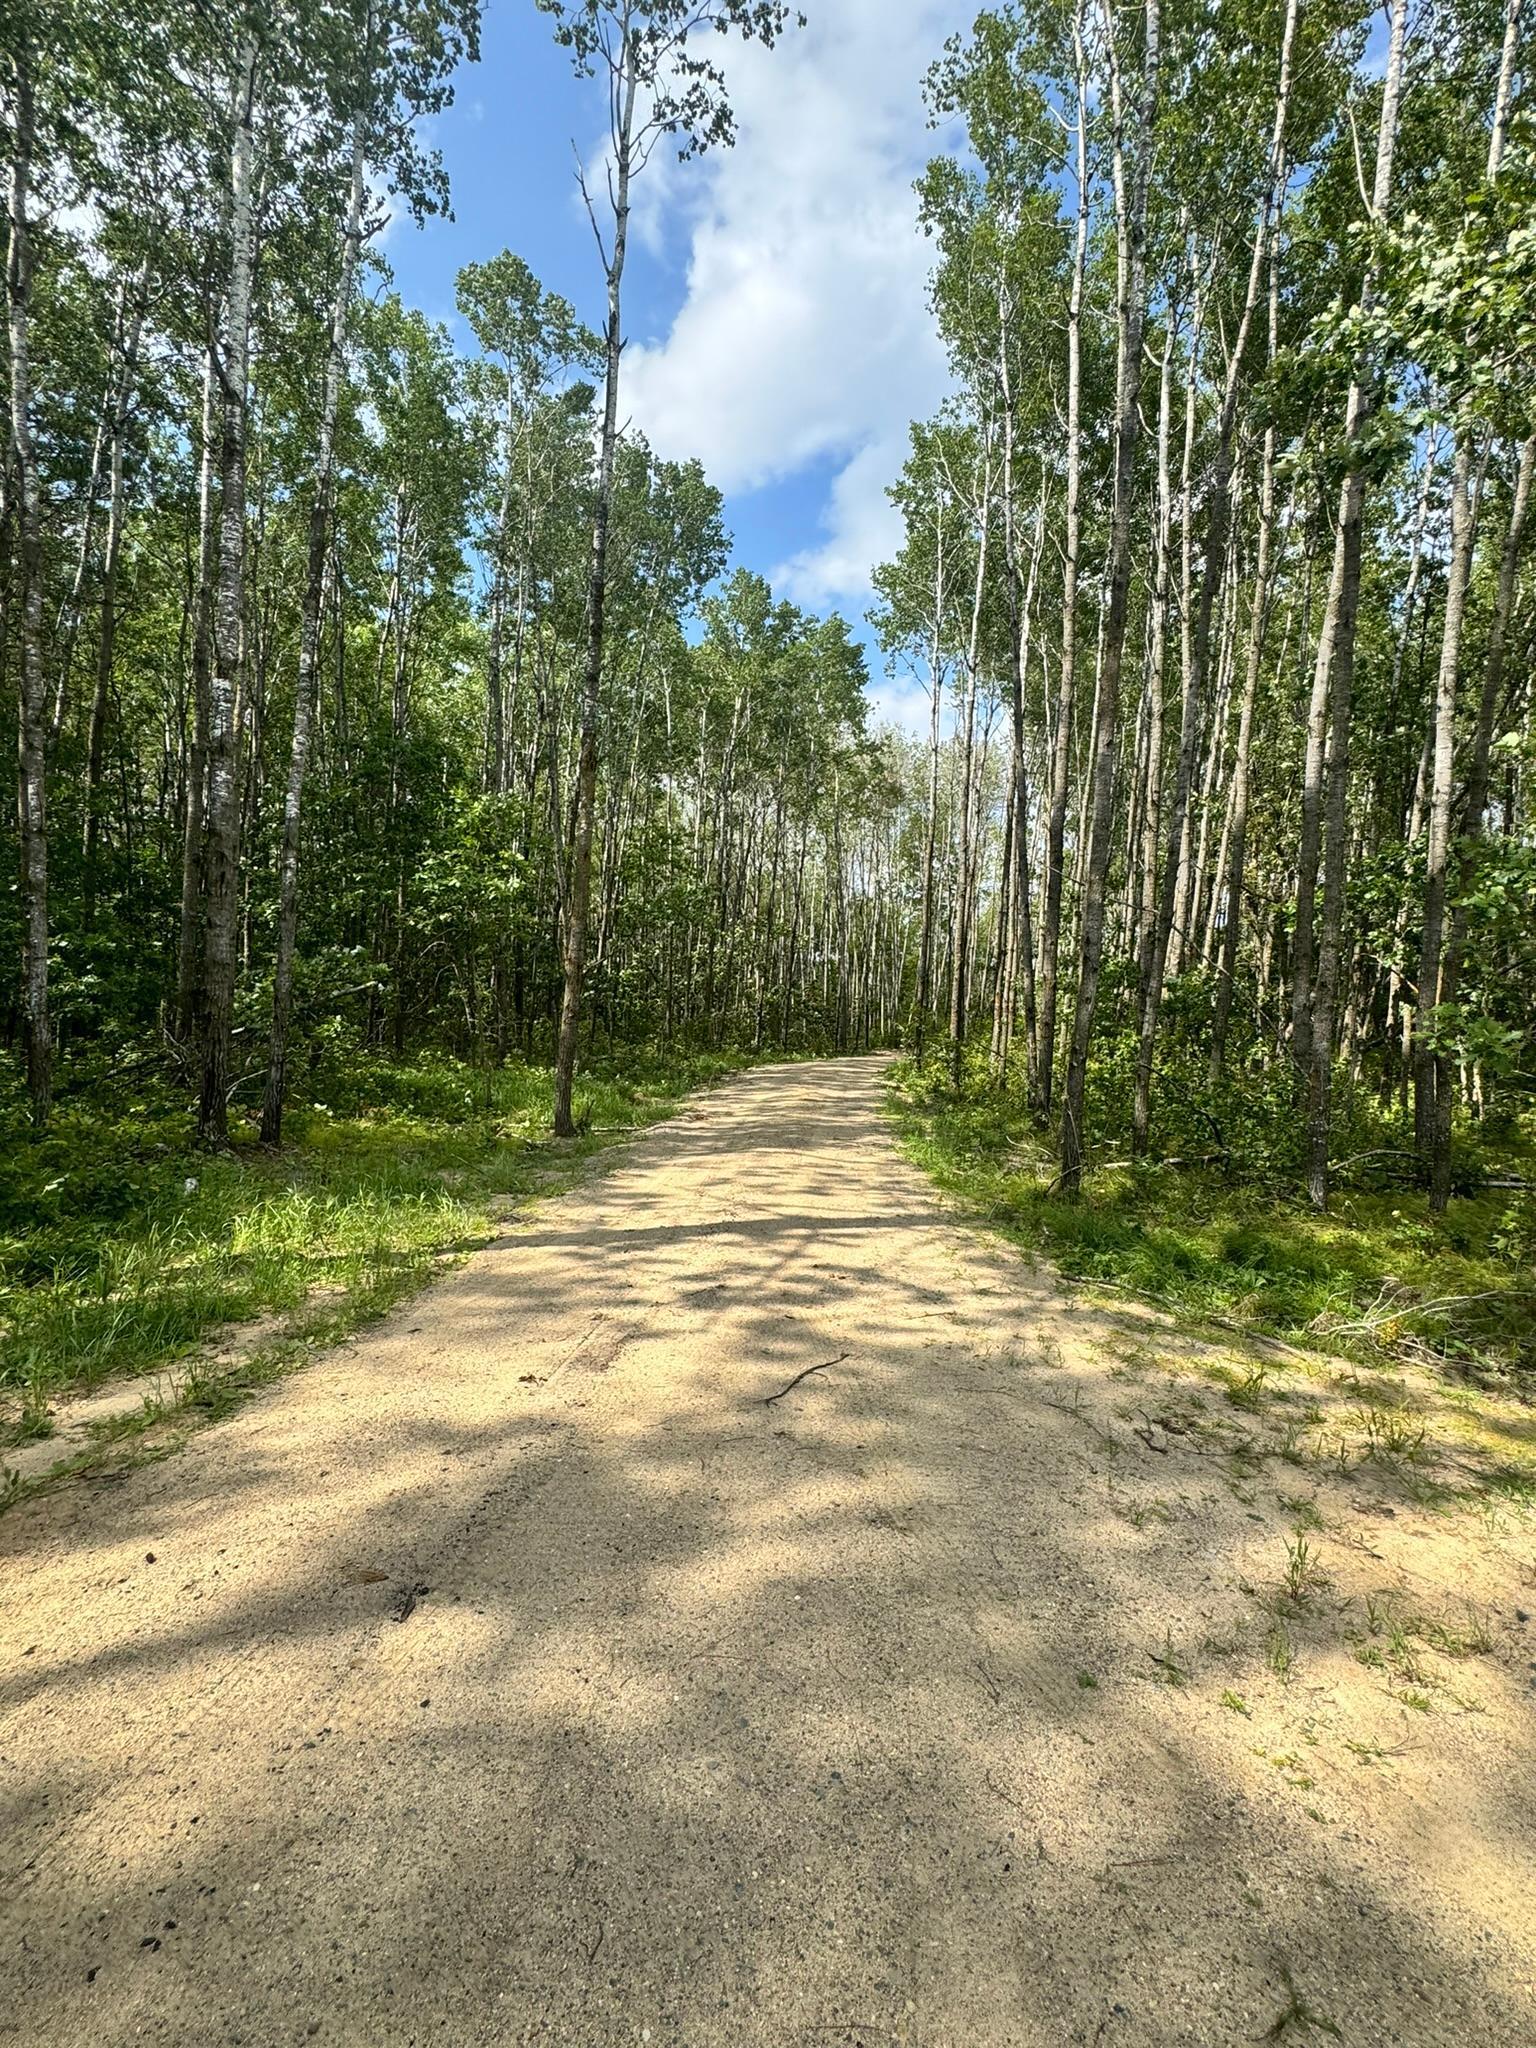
[1,1046,747,1482]
[886,1056,1536,1388]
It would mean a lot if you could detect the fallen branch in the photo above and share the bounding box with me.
[1328,1149,1535,1193]
[1328,1147,1421,1174]
[1317,1284,1533,1341]
[1046,1148,1231,1185]
[763,1352,848,1406]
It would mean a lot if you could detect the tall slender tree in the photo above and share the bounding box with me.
[4,38,51,1126]
[196,35,260,1145]
[1059,0,1160,1195]
[1302,0,1409,1211]
[540,0,801,1137]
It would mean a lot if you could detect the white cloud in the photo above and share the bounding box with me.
[621,0,964,611]
[867,670,939,736]
[773,432,909,607]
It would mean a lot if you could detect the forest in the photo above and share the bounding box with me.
[3,0,1534,1432]
[8,11,1536,2042]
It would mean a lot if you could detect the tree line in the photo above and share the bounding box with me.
[879,0,1535,1210]
[5,0,1533,1215]
[3,1,914,1148]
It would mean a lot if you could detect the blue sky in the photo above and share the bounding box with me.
[382,1,971,726]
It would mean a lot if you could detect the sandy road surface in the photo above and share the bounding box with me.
[3,1056,1534,2047]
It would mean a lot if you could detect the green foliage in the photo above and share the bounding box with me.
[889,1053,1536,1383]
[535,0,802,160]
[1375,133,1536,423]
[0,1046,746,1421]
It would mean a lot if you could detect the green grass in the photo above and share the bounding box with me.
[0,1046,744,1433]
[887,1058,1536,1385]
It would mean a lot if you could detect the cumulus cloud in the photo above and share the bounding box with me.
[867,669,939,736]
[773,433,910,607]
[621,0,964,611]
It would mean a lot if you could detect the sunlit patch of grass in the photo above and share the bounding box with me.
[0,1047,744,1427]
[1480,1460,1536,1509]
[1208,1360,1271,1411]
[886,1057,1536,1386]
[1345,1589,1496,1713]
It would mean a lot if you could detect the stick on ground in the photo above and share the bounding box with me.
[764,1352,848,1406]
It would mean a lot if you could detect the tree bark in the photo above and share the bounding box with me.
[1135,311,1176,1003]
[1132,0,1297,1150]
[1035,3,1090,1117]
[1059,0,1160,1194]
[995,433,1045,1087]
[1211,252,1285,1082]
[261,108,367,1145]
[914,503,946,1066]
[1415,3,1526,1208]
[6,49,51,1126]
[176,343,219,1044]
[1411,435,1480,1193]
[948,447,990,1086]
[198,39,259,1145]
[1304,0,1408,1210]
[553,45,636,1136]
[82,289,147,921]
[1379,434,1441,1091]
[1462,435,1533,837]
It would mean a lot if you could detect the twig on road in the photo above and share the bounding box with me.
[763,1353,848,1406]
[392,1580,429,1623]
[1132,1425,1172,1455]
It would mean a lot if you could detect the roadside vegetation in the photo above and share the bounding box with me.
[1,1046,744,1455]
[7,5,1536,1502]
[890,1045,1536,1393]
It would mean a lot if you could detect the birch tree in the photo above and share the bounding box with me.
[1058,0,1160,1196]
[539,0,801,1138]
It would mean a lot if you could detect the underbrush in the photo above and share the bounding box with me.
[890,1048,1536,1388]
[0,1045,744,1434]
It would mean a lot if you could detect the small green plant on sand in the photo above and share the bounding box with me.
[1264,1962,1341,2042]
[1280,1534,1331,1612]
[1148,1629,1189,1686]
[1265,1623,1295,1680]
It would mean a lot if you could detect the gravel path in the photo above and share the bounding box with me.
[3,1055,1533,2047]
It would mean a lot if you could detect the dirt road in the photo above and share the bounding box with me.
[3,1056,1534,2046]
